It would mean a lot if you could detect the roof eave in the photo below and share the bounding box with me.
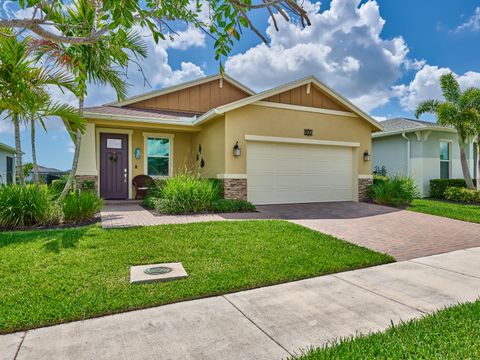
[372,126,458,138]
[83,112,197,126]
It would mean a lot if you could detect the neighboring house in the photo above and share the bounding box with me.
[76,74,383,204]
[26,165,66,184]
[372,118,477,197]
[0,142,15,185]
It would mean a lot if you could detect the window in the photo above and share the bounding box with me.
[6,156,13,184]
[146,137,171,177]
[106,138,123,149]
[440,141,450,179]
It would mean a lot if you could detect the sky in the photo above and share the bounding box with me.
[1,0,480,170]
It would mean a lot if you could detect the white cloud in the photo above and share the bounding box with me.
[225,0,412,112]
[373,115,387,121]
[0,119,13,134]
[49,25,207,107]
[393,65,480,111]
[456,7,480,32]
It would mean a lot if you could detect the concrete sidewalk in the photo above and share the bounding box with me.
[3,248,480,360]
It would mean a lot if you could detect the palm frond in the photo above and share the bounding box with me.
[415,99,440,119]
[440,73,461,104]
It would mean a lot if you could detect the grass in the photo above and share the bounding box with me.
[0,220,392,333]
[294,299,480,359]
[408,198,480,223]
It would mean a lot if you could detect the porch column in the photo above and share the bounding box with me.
[76,123,98,191]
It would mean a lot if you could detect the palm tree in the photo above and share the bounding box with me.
[0,30,78,184]
[24,89,83,184]
[416,73,478,189]
[35,0,147,201]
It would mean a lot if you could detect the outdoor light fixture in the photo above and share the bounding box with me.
[363,150,371,161]
[233,141,241,157]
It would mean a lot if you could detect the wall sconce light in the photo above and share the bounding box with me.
[233,141,241,157]
[363,150,371,162]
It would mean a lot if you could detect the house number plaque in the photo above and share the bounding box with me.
[304,129,313,136]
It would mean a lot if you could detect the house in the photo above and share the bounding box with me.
[75,74,383,204]
[372,118,477,197]
[26,165,66,184]
[0,142,15,185]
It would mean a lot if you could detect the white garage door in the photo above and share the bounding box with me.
[247,141,355,205]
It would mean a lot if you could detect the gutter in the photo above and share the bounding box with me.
[402,132,411,175]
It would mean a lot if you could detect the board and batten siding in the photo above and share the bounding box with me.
[130,79,250,114]
[264,84,349,112]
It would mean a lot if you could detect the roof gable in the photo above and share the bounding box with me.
[373,118,456,138]
[109,75,254,114]
[198,76,382,131]
[263,83,349,112]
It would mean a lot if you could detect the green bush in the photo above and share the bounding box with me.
[62,191,103,224]
[0,184,57,229]
[373,174,388,186]
[429,178,477,198]
[211,199,256,213]
[368,175,418,207]
[444,187,480,204]
[142,196,156,209]
[154,174,222,214]
[50,177,67,198]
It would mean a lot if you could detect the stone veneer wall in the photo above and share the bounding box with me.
[358,178,373,202]
[223,178,247,201]
[75,175,98,191]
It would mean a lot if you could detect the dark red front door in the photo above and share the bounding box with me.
[100,133,129,199]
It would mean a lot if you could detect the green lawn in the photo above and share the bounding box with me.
[408,199,480,223]
[294,299,480,359]
[0,220,392,333]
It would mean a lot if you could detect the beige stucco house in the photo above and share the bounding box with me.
[76,74,382,204]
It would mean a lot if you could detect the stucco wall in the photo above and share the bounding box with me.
[191,117,226,178]
[0,150,15,185]
[373,131,473,197]
[224,104,375,175]
[372,135,409,176]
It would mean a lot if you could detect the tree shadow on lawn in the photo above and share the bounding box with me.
[0,226,93,253]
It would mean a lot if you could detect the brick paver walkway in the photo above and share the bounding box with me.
[101,204,224,228]
[101,202,480,261]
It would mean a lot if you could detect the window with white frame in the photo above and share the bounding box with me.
[440,141,451,179]
[146,137,171,177]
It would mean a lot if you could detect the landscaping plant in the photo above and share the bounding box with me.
[62,191,103,224]
[155,174,222,214]
[211,199,256,213]
[368,175,418,207]
[429,178,475,198]
[0,184,57,229]
[444,186,480,204]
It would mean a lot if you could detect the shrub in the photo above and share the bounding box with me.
[444,187,480,204]
[79,179,96,192]
[368,175,418,207]
[211,199,256,213]
[154,174,222,214]
[373,174,388,186]
[373,165,387,177]
[142,196,156,209]
[0,184,56,229]
[62,191,103,224]
[429,178,477,198]
[50,177,67,198]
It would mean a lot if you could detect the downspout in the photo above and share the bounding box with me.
[402,132,411,175]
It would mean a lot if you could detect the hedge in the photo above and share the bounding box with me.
[429,179,477,199]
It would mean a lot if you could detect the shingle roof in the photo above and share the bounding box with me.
[83,106,198,121]
[374,118,455,137]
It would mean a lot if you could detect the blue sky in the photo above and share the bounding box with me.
[1,0,480,170]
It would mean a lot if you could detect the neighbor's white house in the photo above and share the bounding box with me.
[0,141,15,185]
[372,118,477,197]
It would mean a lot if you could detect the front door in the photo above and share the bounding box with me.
[100,133,129,199]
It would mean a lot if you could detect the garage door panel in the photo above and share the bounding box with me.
[247,142,354,205]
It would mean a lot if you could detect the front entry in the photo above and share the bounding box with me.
[100,133,129,199]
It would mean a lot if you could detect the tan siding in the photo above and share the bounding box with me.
[265,84,348,112]
[131,79,250,114]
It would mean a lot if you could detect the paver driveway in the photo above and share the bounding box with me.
[223,202,480,261]
[102,202,480,261]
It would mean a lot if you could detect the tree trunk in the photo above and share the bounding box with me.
[459,139,474,189]
[477,139,480,191]
[14,115,24,185]
[57,97,84,203]
[31,118,39,184]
